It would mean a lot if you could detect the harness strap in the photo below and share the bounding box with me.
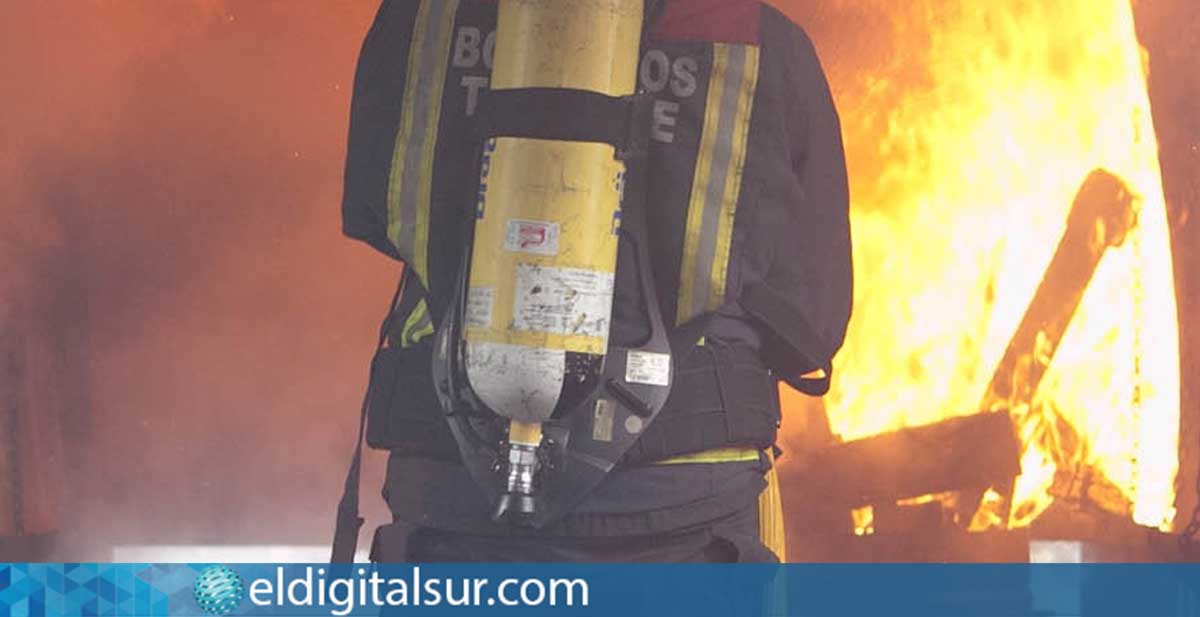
[331,271,407,564]
[477,88,652,160]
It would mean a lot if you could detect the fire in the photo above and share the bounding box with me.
[802,0,1180,530]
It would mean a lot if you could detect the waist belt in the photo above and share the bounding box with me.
[622,341,780,466]
[365,329,779,467]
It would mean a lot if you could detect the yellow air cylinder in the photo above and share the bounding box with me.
[464,0,643,424]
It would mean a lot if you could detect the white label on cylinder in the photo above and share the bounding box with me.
[466,286,494,328]
[504,219,560,256]
[625,350,671,387]
[465,341,565,422]
[513,264,614,339]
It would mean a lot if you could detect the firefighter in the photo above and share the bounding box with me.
[335,0,851,563]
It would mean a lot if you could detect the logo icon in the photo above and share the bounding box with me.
[193,565,245,616]
[517,223,547,249]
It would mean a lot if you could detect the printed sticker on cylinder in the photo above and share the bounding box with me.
[504,219,560,256]
[513,264,614,338]
[466,286,494,328]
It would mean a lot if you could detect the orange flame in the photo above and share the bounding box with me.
[798,0,1180,530]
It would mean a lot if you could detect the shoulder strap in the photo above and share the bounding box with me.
[331,270,406,563]
[478,88,651,160]
[473,0,667,158]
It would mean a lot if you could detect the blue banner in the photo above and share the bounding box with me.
[2,563,1199,616]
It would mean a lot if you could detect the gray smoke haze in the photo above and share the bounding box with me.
[0,0,952,561]
[0,0,870,561]
[2,1,395,559]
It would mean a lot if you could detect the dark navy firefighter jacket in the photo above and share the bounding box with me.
[340,0,852,545]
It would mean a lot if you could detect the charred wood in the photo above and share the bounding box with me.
[981,169,1136,411]
[791,411,1020,509]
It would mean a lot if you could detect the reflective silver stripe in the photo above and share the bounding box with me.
[387,0,459,282]
[688,44,746,319]
[677,44,760,324]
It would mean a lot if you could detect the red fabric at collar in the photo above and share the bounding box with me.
[476,0,765,46]
[652,0,761,45]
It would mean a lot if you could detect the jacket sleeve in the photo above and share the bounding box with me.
[742,13,852,395]
[340,0,418,261]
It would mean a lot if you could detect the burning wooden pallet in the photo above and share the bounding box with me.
[787,169,1139,540]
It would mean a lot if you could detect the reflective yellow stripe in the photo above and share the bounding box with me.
[676,46,726,325]
[386,0,459,283]
[412,7,456,284]
[385,0,429,269]
[401,298,435,348]
[758,447,786,562]
[676,44,760,324]
[654,445,788,565]
[652,446,760,465]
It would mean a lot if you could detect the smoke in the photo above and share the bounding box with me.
[8,0,1189,559]
[2,1,395,558]
[0,0,891,560]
